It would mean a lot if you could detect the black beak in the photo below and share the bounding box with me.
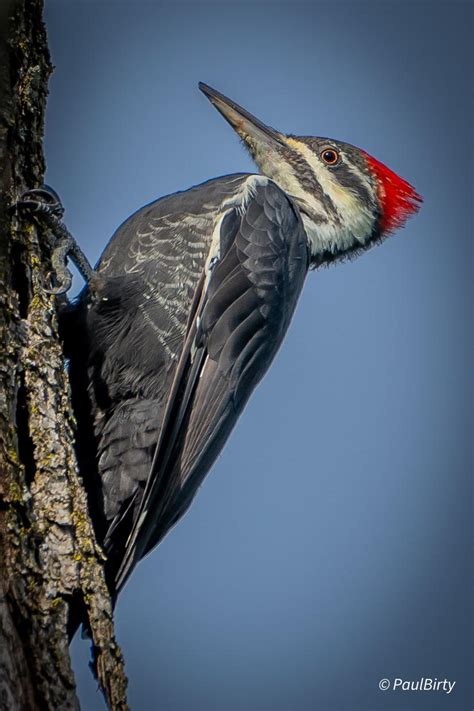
[199,82,286,148]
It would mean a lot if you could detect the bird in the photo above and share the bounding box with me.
[19,83,422,601]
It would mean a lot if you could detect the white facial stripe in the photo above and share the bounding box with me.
[252,143,327,220]
[285,138,375,258]
[286,138,360,219]
[347,160,374,195]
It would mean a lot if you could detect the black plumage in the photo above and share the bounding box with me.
[66,174,309,593]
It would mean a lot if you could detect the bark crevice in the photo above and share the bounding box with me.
[0,2,128,709]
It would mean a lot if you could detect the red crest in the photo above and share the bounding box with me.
[363,152,422,233]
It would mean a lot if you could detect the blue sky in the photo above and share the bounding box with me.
[44,2,472,709]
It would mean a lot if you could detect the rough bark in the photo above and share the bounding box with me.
[0,2,128,709]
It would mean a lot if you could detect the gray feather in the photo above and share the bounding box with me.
[113,176,309,590]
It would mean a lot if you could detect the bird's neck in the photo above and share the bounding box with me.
[295,200,373,268]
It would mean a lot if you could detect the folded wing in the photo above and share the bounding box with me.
[113,177,309,591]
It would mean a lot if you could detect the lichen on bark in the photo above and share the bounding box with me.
[0,2,128,709]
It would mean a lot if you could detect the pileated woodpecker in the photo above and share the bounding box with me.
[18,83,422,602]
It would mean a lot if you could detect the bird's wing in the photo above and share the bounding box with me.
[114,177,309,591]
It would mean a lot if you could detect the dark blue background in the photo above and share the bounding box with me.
[44,2,472,709]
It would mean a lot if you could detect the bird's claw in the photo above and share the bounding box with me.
[12,184,93,295]
[15,185,65,220]
[41,271,72,296]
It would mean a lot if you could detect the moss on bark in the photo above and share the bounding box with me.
[0,2,128,708]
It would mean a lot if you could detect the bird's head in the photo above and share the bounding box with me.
[199,82,422,268]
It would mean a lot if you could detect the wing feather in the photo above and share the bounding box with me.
[114,178,309,590]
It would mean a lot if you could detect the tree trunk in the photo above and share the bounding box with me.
[0,2,128,709]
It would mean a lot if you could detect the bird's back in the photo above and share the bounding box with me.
[71,174,253,571]
[66,171,309,595]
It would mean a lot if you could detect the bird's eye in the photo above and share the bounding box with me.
[321,148,339,166]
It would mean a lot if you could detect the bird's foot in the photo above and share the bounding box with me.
[14,185,94,295]
[15,185,65,220]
